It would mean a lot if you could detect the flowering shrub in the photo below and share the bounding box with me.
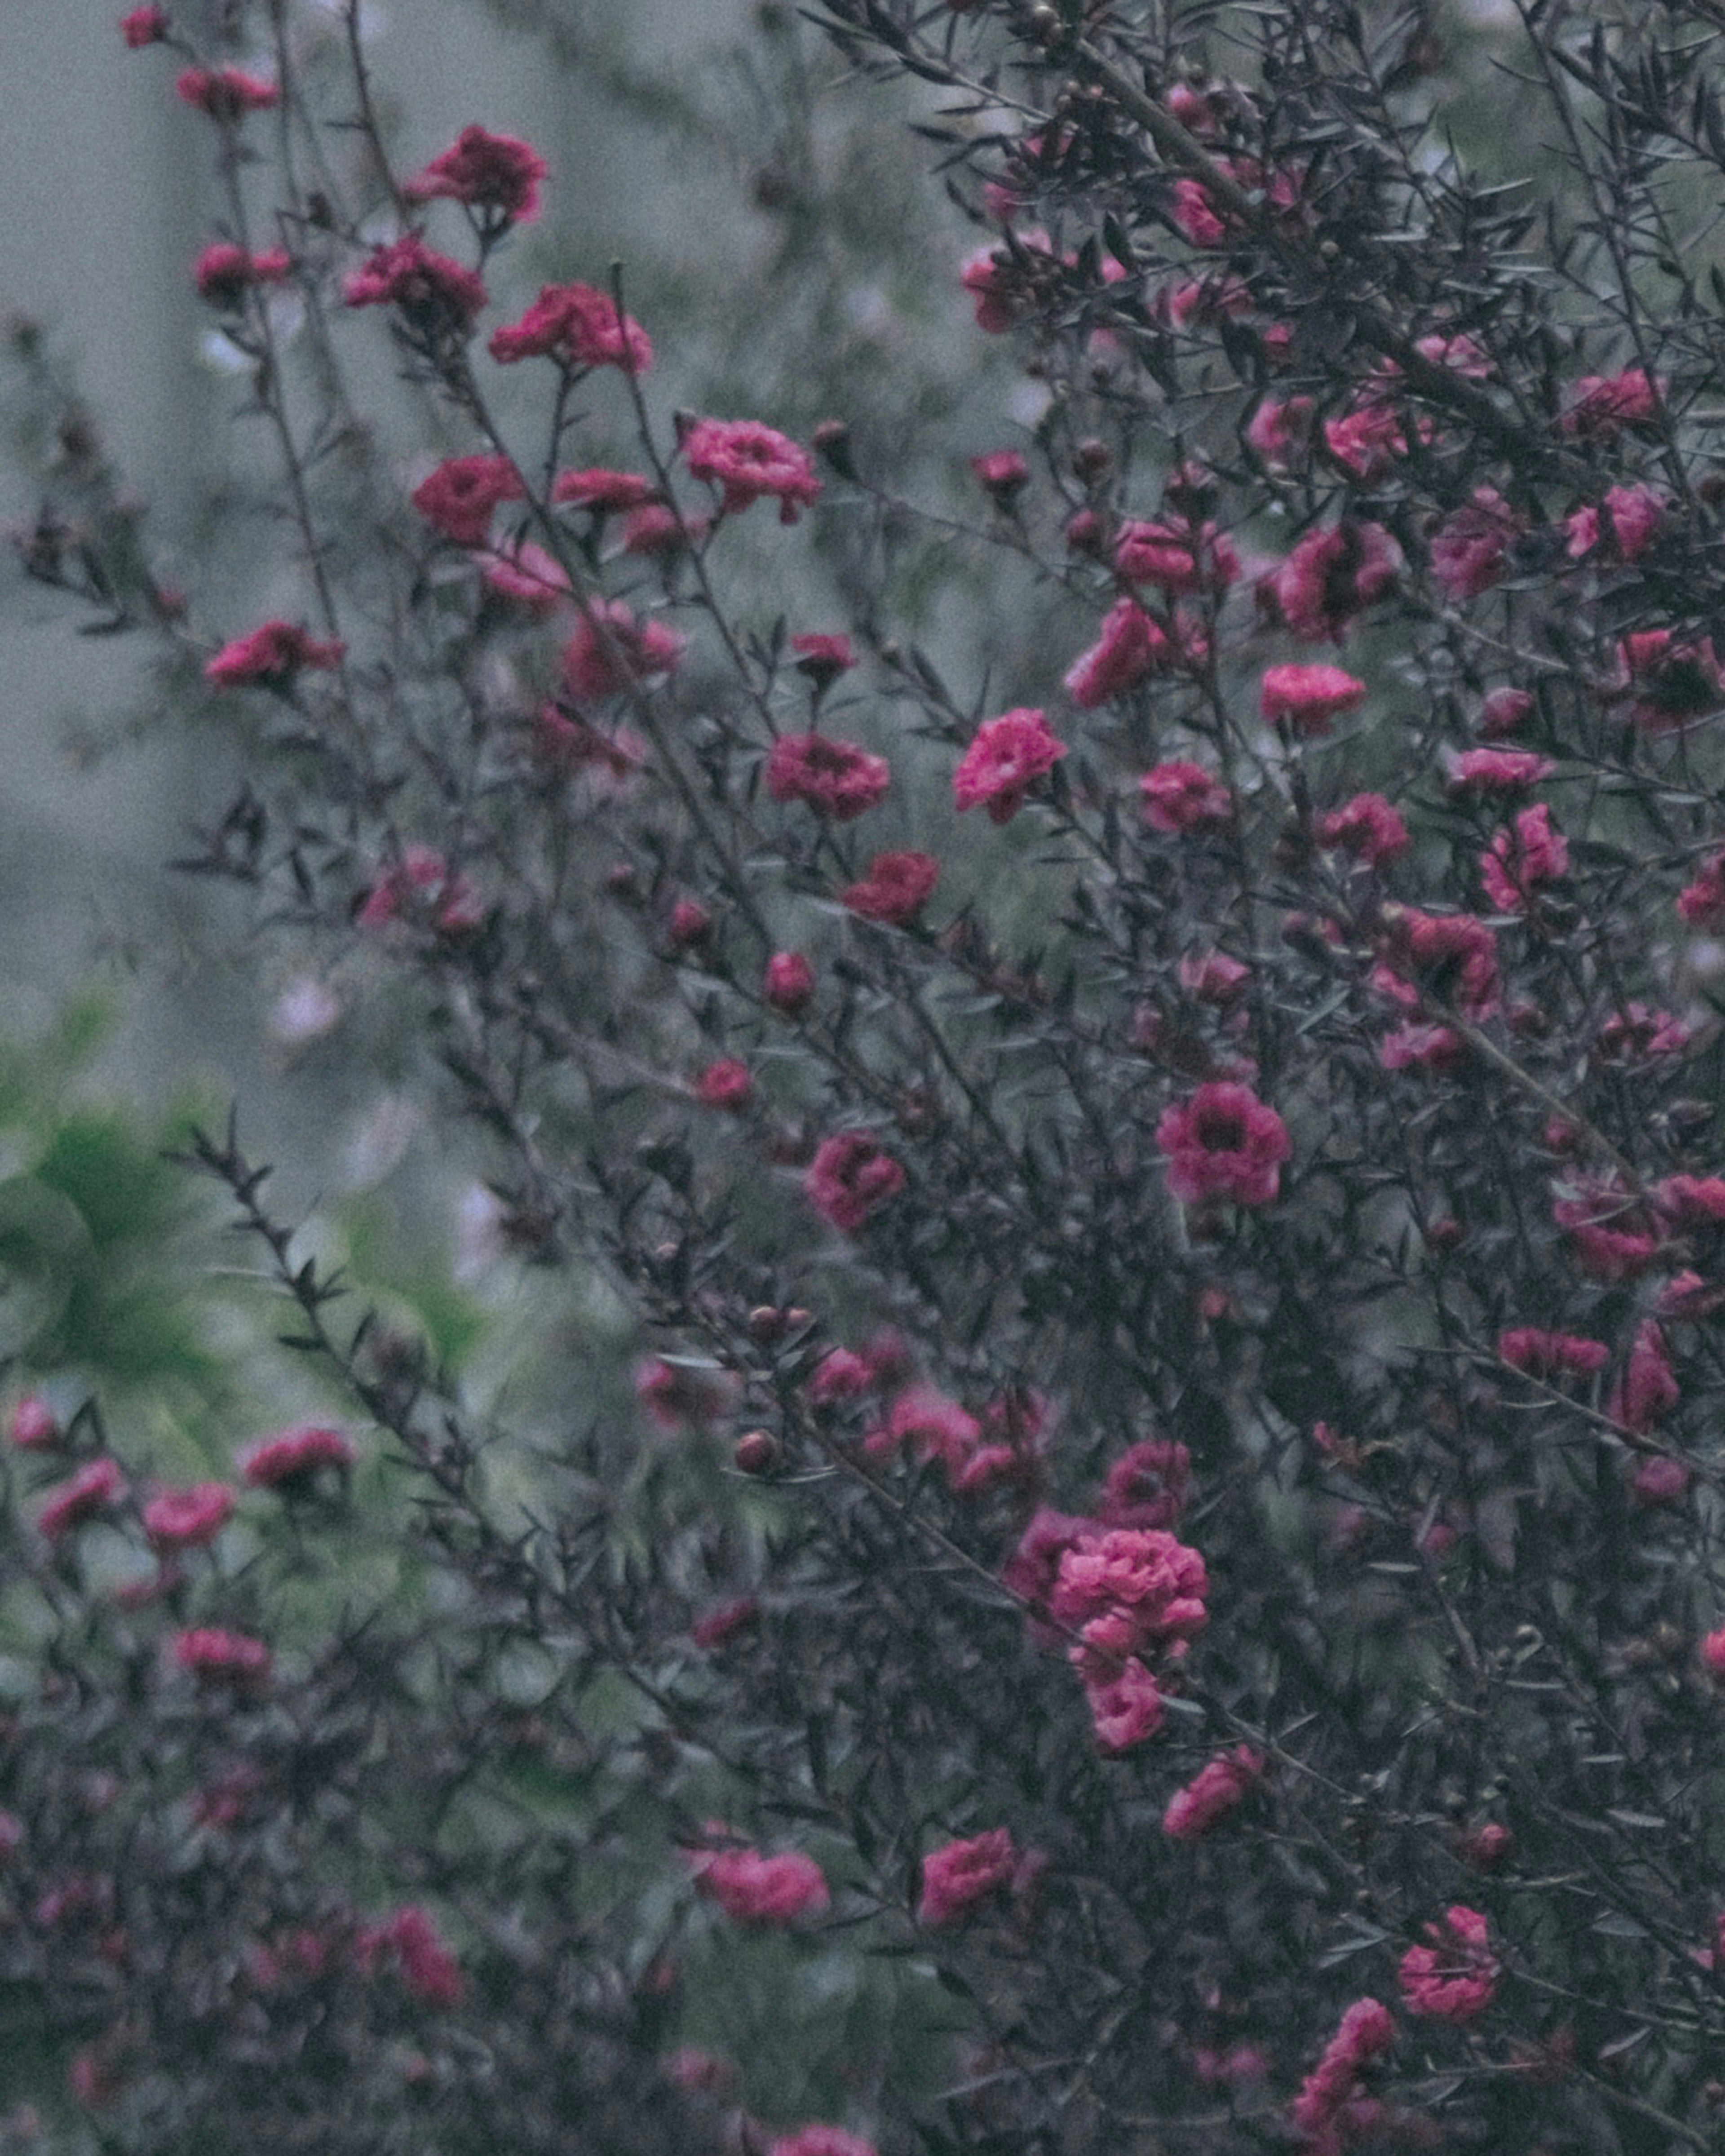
[13,0,1725,2149]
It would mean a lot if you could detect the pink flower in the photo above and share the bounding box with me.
[1700,1628,1725,1682]
[1324,401,1408,479]
[691,1596,758,1649]
[807,1349,871,1406]
[634,1359,738,1432]
[1002,1507,1090,1627]
[1448,747,1555,795]
[1633,1454,1690,1505]
[1562,366,1662,437]
[475,538,569,610]
[804,1132,905,1232]
[1657,1173,1725,1227]
[1100,1439,1191,1529]
[1379,1021,1465,1074]
[412,455,526,545]
[840,851,939,927]
[1677,851,1725,929]
[239,1423,356,1488]
[562,601,685,702]
[1480,687,1535,737]
[1429,487,1522,600]
[1480,803,1567,913]
[143,1482,234,1553]
[1052,1526,1209,1659]
[1397,1906,1499,2023]
[38,1458,128,1541]
[683,417,821,524]
[1379,908,1500,1019]
[865,1385,981,1479]
[176,66,279,118]
[1292,1999,1396,2146]
[1179,950,1251,1005]
[1157,1081,1291,1206]
[764,951,816,1015]
[767,734,891,821]
[377,1905,466,2006]
[1567,483,1665,562]
[1246,394,1317,467]
[1084,1660,1166,1754]
[551,467,658,511]
[9,1395,59,1450]
[1552,1181,1663,1282]
[953,707,1066,823]
[1141,761,1233,834]
[1065,599,1172,708]
[1260,522,1401,643]
[1607,1319,1678,1435]
[1498,1328,1609,1379]
[1260,664,1367,736]
[1162,1745,1264,1840]
[1595,1001,1691,1065]
[1618,629,1723,731]
[918,1828,1018,1924]
[959,229,1062,332]
[694,1058,752,1111]
[620,502,700,556]
[194,243,292,307]
[1456,1822,1513,1868]
[120,6,169,45]
[971,449,1029,500]
[769,2131,877,2156]
[488,282,651,371]
[791,633,856,686]
[668,898,712,949]
[342,235,488,333]
[1318,793,1408,868]
[1114,519,1239,595]
[402,125,548,222]
[692,1844,829,1924]
[356,844,481,934]
[172,1628,272,1689]
[205,619,344,690]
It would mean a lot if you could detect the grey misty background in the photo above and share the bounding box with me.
[0,0,768,1201]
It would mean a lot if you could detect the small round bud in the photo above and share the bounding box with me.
[734,1430,778,1474]
[748,1305,787,1341]
[1073,437,1111,482]
[1425,1215,1463,1250]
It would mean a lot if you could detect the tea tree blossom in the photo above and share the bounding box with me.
[840,851,939,927]
[691,1844,829,1924]
[804,1133,905,1231]
[682,417,821,522]
[488,283,651,372]
[238,1425,356,1488]
[766,734,891,821]
[952,708,1066,823]
[402,125,548,223]
[1162,1745,1264,1839]
[1157,1082,1291,1206]
[411,455,526,545]
[205,619,344,690]
[917,1828,1018,1923]
[1397,1906,1499,2022]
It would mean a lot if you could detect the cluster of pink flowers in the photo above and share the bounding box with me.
[1114,516,1240,594]
[1162,1745,1265,1840]
[1397,1905,1499,2022]
[1157,1082,1292,1207]
[690,1841,829,1925]
[1561,365,1662,438]
[1497,1328,1609,1380]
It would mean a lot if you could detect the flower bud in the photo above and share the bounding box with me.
[734,1430,778,1474]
